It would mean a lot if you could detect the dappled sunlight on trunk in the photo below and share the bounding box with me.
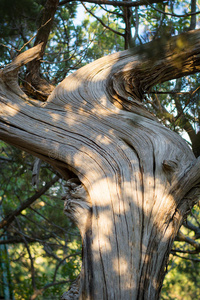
[0,30,200,299]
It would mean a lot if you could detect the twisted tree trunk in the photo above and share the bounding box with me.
[0,30,200,299]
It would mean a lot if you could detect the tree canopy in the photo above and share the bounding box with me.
[0,0,200,299]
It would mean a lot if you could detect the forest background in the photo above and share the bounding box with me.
[0,0,200,299]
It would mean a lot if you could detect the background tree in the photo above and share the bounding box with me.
[0,0,200,299]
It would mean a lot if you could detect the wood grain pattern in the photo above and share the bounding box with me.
[0,30,200,299]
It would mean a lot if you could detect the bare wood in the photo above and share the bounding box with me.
[0,44,43,99]
[0,30,200,299]
[2,44,43,73]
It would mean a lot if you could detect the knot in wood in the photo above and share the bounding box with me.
[162,160,178,173]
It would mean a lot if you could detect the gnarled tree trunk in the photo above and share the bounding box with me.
[0,30,200,299]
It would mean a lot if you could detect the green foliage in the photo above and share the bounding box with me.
[0,142,81,299]
[161,204,200,299]
[162,255,200,300]
[81,12,124,61]
[0,0,45,64]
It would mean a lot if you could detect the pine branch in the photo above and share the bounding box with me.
[0,175,59,229]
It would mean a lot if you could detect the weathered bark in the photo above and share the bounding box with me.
[0,30,200,299]
[25,0,59,100]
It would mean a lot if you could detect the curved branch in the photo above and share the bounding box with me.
[53,252,81,282]
[125,30,200,100]
[0,43,43,99]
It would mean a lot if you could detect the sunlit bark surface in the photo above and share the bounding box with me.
[0,30,200,299]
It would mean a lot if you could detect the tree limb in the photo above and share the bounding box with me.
[171,248,200,254]
[176,230,200,249]
[146,0,200,17]
[189,0,197,30]
[0,43,43,100]
[81,2,125,37]
[171,252,200,262]
[53,252,81,282]
[31,280,70,300]
[25,0,59,100]
[0,236,59,245]
[15,217,36,291]
[59,0,165,8]
[0,175,60,229]
[183,220,200,239]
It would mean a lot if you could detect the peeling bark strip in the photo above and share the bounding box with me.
[0,30,200,299]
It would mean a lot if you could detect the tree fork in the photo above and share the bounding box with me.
[0,30,200,299]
